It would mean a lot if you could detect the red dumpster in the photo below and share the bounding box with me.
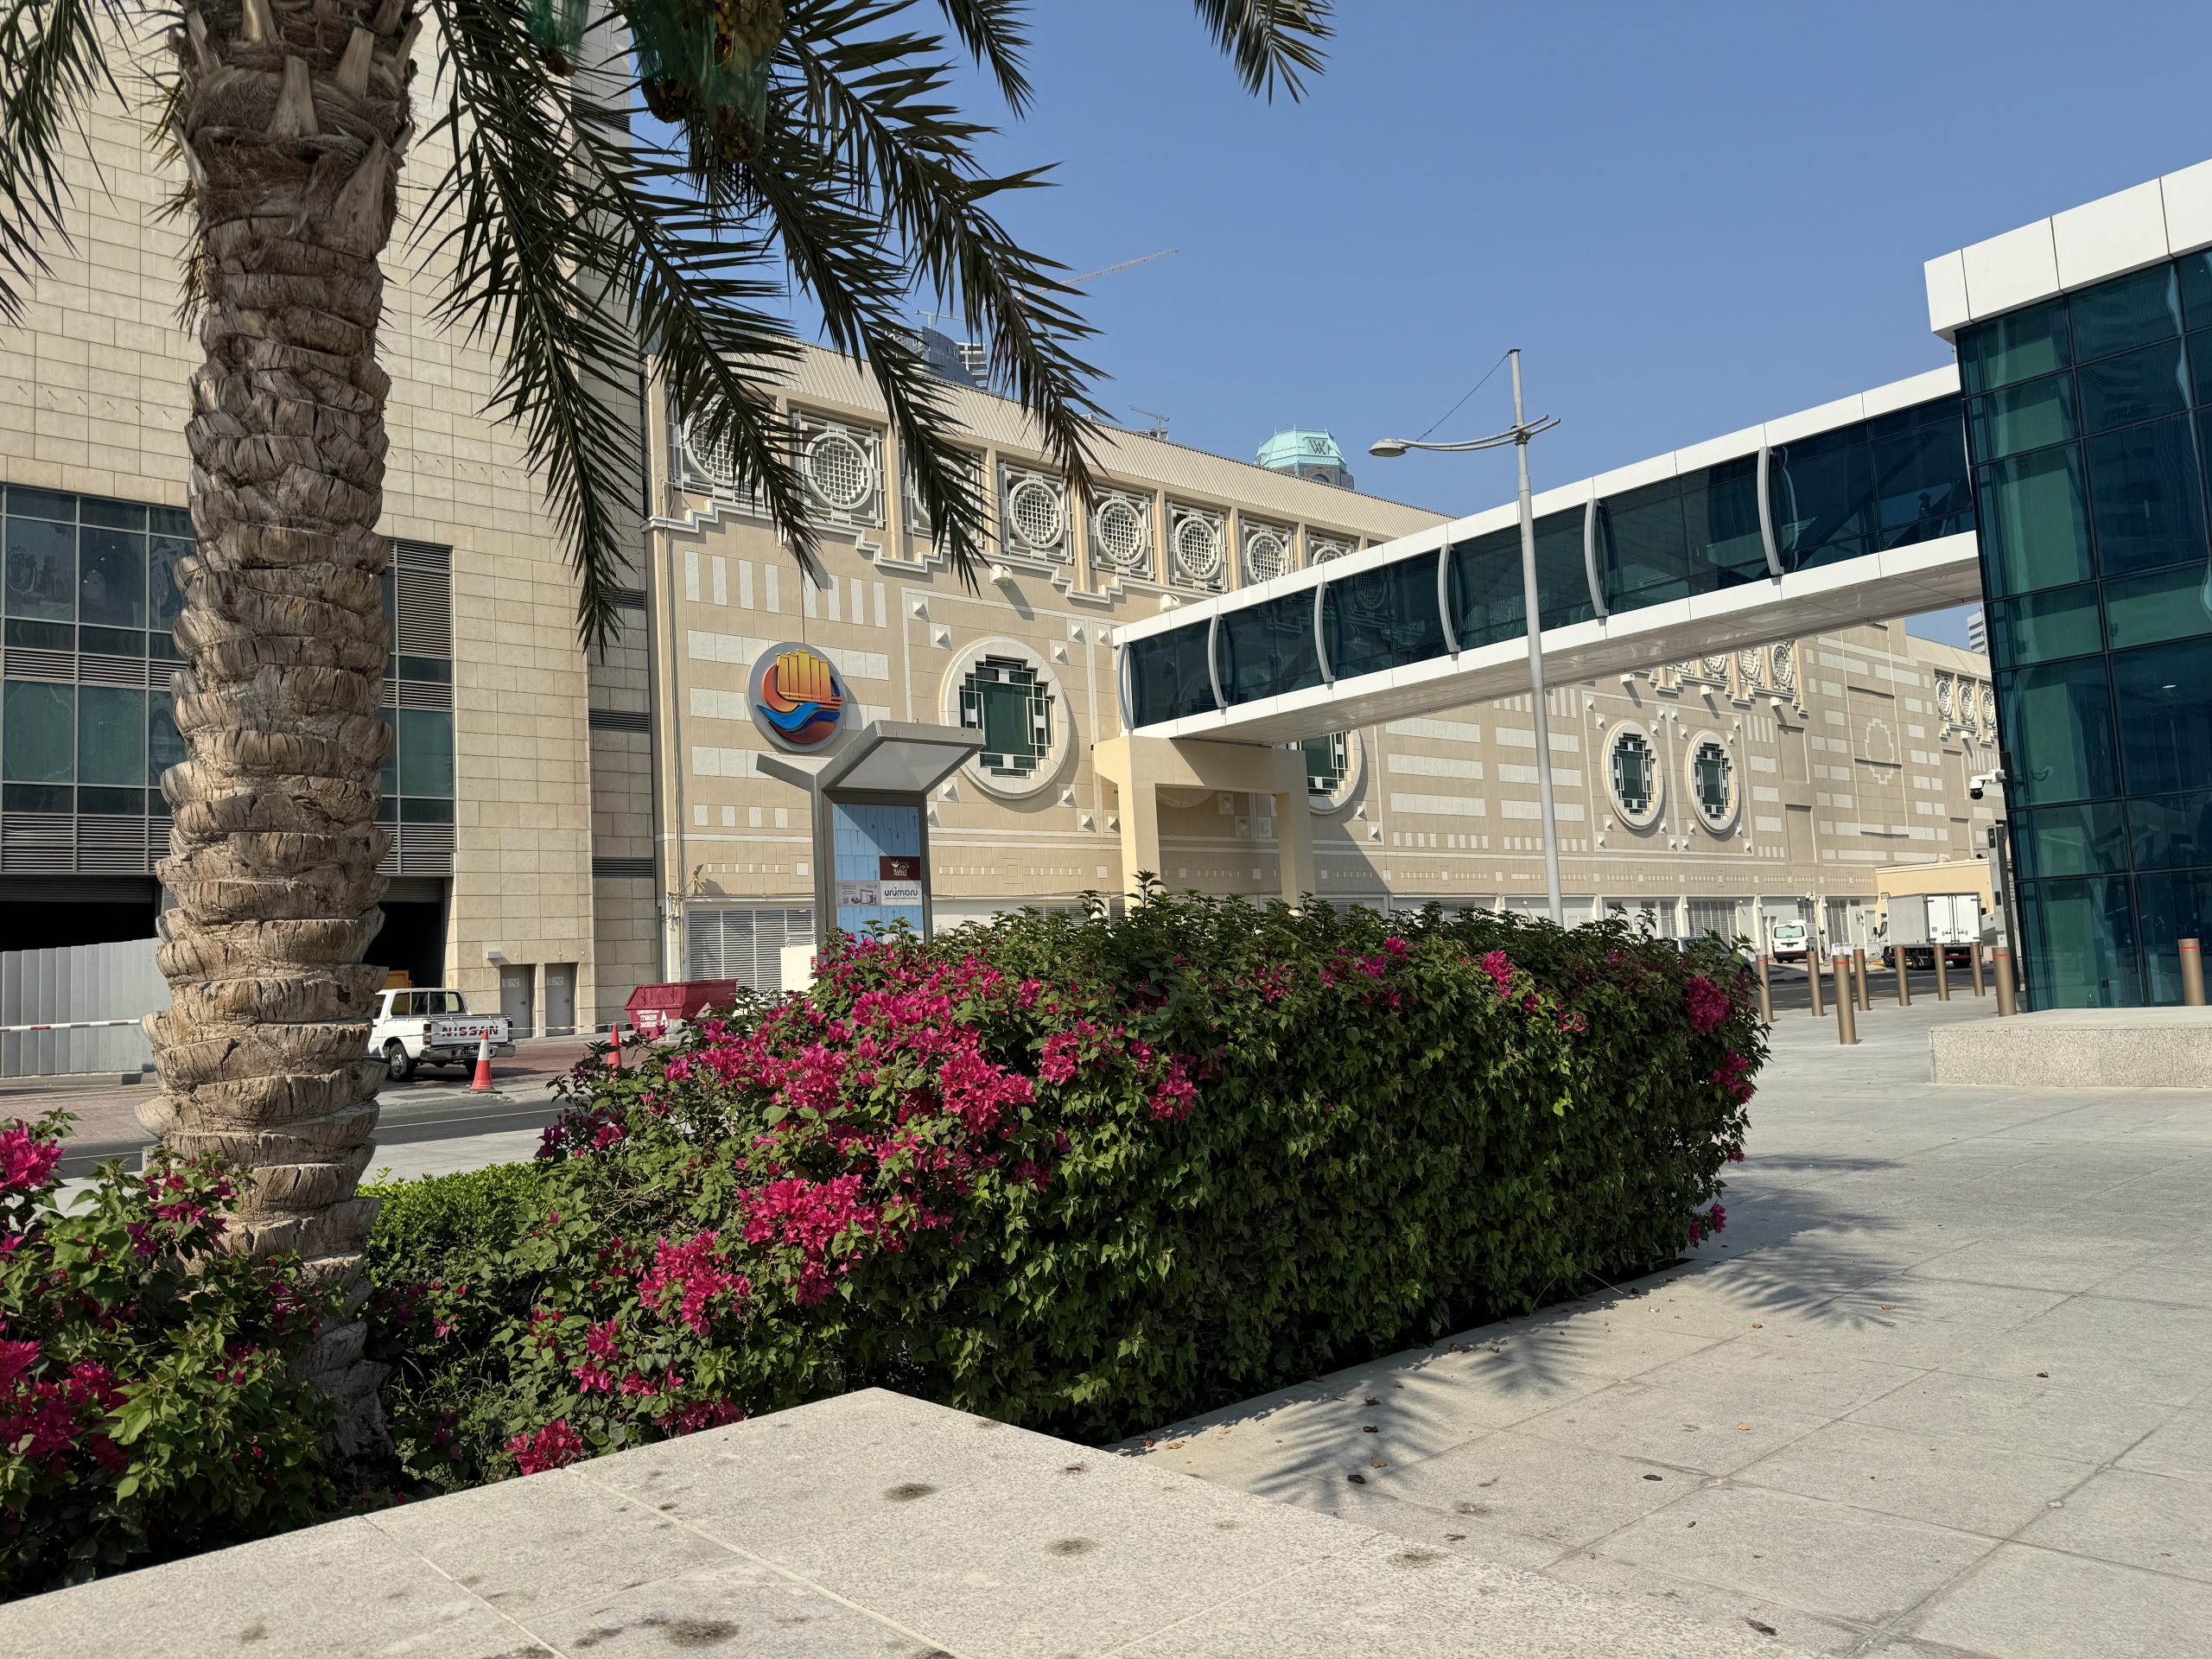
[624,980,740,1039]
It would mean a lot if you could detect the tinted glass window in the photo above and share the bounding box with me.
[397,708,454,798]
[1599,480,1694,610]
[1872,408,1974,547]
[2136,871,2212,1005]
[2129,789,2212,873]
[1687,458,1767,587]
[1986,584,2101,665]
[2014,800,2128,880]
[1999,658,2118,806]
[2,680,72,782]
[1126,626,1216,725]
[1967,375,2075,461]
[2019,874,2141,1007]
[1976,448,2093,596]
[1529,507,1597,626]
[78,526,145,628]
[2102,563,2212,650]
[2112,639,2212,798]
[1218,589,1322,706]
[1960,298,2069,393]
[1322,550,1446,679]
[1447,527,1524,650]
[4,516,74,621]
[2085,416,2205,575]
[148,692,184,785]
[1770,429,1875,571]
[2076,339,2190,433]
[77,686,144,786]
[2069,264,2182,360]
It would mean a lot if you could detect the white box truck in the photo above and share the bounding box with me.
[1880,893,1984,970]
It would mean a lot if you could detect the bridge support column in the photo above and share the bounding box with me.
[1095,734,1315,908]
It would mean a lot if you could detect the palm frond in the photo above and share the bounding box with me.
[420,0,811,652]
[1189,0,1332,99]
[0,0,124,321]
[772,4,1108,580]
[928,0,1033,114]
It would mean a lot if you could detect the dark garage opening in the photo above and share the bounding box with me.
[365,879,448,992]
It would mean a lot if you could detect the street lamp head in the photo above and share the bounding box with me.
[1367,438,1409,458]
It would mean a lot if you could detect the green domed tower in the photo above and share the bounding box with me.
[1255,429,1355,490]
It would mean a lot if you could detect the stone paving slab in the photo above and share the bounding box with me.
[1125,997,2212,1658]
[4,1388,1810,1659]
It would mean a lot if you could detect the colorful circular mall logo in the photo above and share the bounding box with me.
[748,641,849,752]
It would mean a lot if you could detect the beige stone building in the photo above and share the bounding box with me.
[0,36,615,1037]
[1,54,1999,1030]
[631,346,2003,996]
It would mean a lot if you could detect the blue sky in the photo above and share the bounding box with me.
[900,0,2212,648]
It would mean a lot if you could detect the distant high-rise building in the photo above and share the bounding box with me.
[1967,607,1986,652]
[1255,429,1356,490]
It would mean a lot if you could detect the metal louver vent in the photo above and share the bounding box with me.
[684,906,816,992]
[75,817,147,871]
[588,708,652,734]
[1,815,73,872]
[593,855,654,879]
[393,540,452,658]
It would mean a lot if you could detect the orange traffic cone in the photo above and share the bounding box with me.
[471,1034,494,1093]
[607,1021,624,1070]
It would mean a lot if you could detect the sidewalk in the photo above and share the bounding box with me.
[1125,997,2212,1658]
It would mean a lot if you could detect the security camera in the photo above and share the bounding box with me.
[1968,768,2005,801]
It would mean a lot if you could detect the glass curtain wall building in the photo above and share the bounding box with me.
[1960,257,2212,1006]
[0,487,455,888]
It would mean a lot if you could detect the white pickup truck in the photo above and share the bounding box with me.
[366,988,514,1082]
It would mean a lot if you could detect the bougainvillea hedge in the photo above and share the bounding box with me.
[1,1113,340,1594]
[367,893,1761,1488]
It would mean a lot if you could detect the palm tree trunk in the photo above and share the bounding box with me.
[137,0,414,1448]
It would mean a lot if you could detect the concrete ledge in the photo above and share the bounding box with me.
[8,1388,1810,1658]
[1930,1005,2212,1087]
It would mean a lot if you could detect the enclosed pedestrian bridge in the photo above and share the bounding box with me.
[1111,366,1981,747]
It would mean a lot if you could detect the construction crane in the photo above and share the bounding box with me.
[1067,249,1179,286]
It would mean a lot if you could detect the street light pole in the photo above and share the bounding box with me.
[1368,353,1566,925]
[1507,352,1565,926]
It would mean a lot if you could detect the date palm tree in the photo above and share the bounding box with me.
[0,0,1332,1442]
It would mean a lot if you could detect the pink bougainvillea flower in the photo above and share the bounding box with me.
[0,1123,61,1194]
[1685,976,1732,1034]
[507,1418,585,1475]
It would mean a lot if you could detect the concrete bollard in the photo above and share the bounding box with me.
[1936,946,1951,1001]
[1853,947,1872,1012]
[2183,937,2207,1007]
[1970,941,1986,997]
[1995,947,2018,1015]
[1808,949,1825,1018]
[1896,950,1912,1007]
[1756,956,1774,1026]
[1834,957,1859,1045]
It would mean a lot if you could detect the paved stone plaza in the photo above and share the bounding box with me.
[13,995,2209,1656]
[1129,996,2212,1657]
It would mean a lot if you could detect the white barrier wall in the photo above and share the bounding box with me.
[0,938,163,1079]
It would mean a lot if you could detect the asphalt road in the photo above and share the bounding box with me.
[30,1039,597,1177]
[1756,958,1995,1016]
